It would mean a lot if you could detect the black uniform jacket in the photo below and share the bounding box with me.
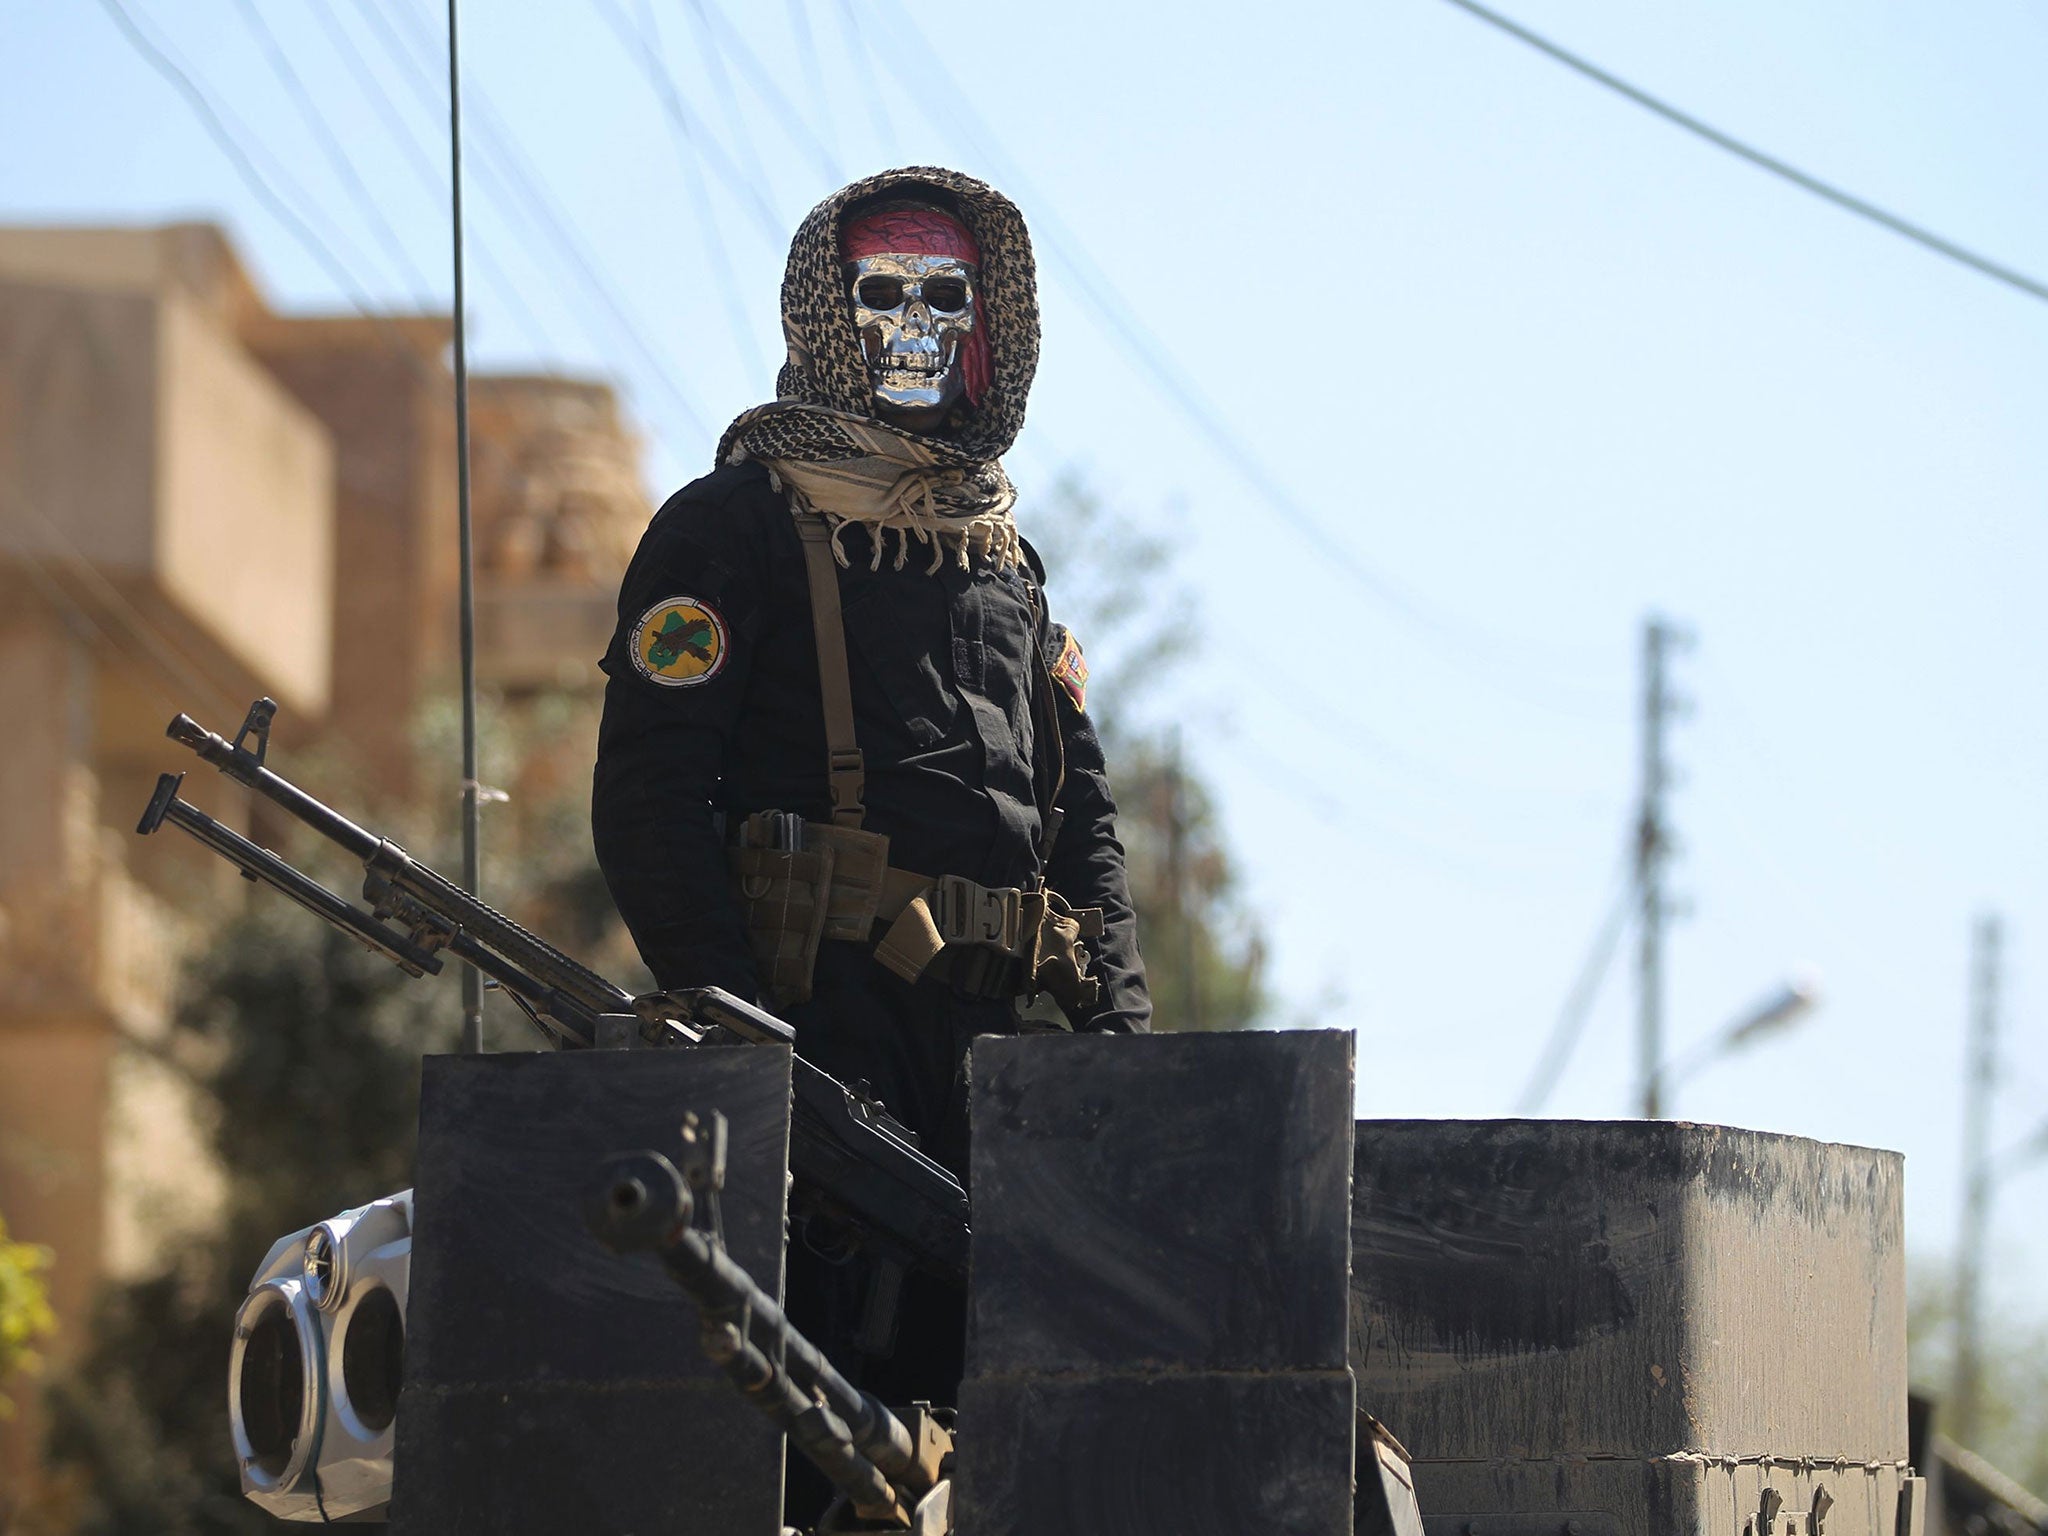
[592,460,1150,1034]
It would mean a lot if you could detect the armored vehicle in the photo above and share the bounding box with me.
[154,702,1926,1536]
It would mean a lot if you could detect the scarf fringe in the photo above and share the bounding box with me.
[724,401,1022,576]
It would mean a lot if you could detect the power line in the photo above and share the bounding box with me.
[678,0,784,206]
[303,0,566,356]
[228,0,436,303]
[1225,732,1562,890]
[787,0,844,166]
[368,0,716,448]
[692,0,845,186]
[305,0,445,201]
[1437,0,2048,308]
[1515,871,1633,1113]
[94,0,581,574]
[830,0,897,158]
[96,0,395,310]
[863,0,1615,713]
[584,0,782,241]
[588,0,771,377]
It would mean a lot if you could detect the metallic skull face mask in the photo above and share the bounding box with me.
[846,253,978,419]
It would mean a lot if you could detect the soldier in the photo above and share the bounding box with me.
[590,167,1150,1434]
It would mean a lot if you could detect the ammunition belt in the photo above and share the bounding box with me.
[726,812,1103,1011]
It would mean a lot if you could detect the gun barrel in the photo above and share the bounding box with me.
[587,1151,930,1510]
[149,700,972,1292]
[137,774,444,977]
[167,713,383,861]
[167,708,633,1042]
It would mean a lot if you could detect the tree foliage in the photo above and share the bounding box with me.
[1907,1259,2048,1499]
[35,471,1268,1530]
[0,1213,55,1419]
[1023,473,1268,1031]
[38,696,615,1534]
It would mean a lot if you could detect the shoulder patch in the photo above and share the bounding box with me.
[1050,628,1088,713]
[629,596,730,687]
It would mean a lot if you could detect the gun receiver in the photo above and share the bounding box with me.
[141,699,969,1290]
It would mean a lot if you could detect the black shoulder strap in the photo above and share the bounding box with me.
[1029,609,1069,864]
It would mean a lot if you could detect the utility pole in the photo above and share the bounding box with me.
[1166,727,1201,1032]
[1635,616,1689,1118]
[1951,912,2001,1447]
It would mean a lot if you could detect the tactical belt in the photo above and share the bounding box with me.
[727,813,1104,1008]
[721,512,1103,1011]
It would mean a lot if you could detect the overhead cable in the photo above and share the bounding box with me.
[1438,0,2048,307]
[692,0,846,186]
[831,0,897,157]
[679,0,784,207]
[1515,873,1633,1113]
[303,0,565,354]
[97,0,393,309]
[787,0,845,166]
[96,0,609,531]
[228,0,436,303]
[586,0,771,376]
[586,0,783,241]
[865,0,1615,709]
[369,0,715,447]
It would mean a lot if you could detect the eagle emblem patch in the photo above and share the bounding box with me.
[1050,628,1088,712]
[629,596,729,687]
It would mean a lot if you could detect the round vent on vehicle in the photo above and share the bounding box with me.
[229,1282,323,1490]
[337,1283,405,1436]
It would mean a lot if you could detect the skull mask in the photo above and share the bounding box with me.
[846,252,979,424]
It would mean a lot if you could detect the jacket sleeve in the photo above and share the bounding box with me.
[1040,622,1152,1034]
[591,482,763,999]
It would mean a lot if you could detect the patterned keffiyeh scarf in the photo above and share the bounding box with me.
[714,166,1041,573]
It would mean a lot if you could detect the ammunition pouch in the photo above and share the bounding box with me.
[728,813,1104,1011]
[727,814,892,1007]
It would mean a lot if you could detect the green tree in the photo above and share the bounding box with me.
[1907,1258,2048,1498]
[0,1213,55,1418]
[1023,473,1268,1031]
[40,472,1268,1529]
[42,692,623,1534]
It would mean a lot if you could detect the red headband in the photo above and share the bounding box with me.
[840,207,991,409]
[840,207,982,263]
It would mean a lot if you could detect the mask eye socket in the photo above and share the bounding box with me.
[856,275,905,310]
[922,278,969,313]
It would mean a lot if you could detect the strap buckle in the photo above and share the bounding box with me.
[932,874,1021,953]
[827,747,866,823]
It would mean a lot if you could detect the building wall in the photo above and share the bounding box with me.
[470,374,648,691]
[246,315,457,794]
[0,221,652,1499]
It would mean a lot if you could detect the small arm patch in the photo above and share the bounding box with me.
[630,595,729,687]
[1050,628,1089,712]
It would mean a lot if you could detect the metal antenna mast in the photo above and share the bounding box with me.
[447,0,483,1053]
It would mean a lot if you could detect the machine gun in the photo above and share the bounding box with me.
[586,1115,953,1534]
[137,698,970,1296]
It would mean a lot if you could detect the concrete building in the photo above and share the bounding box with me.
[0,223,650,1490]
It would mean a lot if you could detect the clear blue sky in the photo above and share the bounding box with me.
[5,0,2044,1323]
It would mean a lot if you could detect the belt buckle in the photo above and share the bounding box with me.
[935,875,1015,951]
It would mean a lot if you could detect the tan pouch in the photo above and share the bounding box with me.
[727,841,836,1007]
[802,820,893,943]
